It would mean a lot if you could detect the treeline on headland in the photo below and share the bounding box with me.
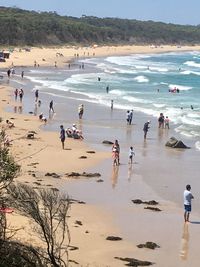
[1,6,200,46]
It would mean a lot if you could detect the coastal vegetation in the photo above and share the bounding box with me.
[1,6,200,46]
[0,130,71,266]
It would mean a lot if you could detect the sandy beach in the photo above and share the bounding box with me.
[1,45,200,267]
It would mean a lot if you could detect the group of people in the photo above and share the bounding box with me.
[14,88,24,102]
[126,110,134,125]
[66,124,84,139]
[112,140,135,166]
[158,113,170,129]
[59,124,84,149]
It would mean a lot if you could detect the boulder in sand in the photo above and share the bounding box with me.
[165,137,190,149]
[102,140,114,145]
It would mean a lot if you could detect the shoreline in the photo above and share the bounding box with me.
[1,46,200,266]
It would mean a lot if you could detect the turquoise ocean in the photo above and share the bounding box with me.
[25,51,200,150]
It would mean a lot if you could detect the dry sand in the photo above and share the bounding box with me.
[2,44,200,69]
[1,45,200,266]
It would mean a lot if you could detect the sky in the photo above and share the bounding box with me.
[0,0,200,26]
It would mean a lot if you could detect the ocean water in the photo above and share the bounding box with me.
[25,51,200,148]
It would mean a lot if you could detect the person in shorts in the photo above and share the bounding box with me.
[60,125,65,150]
[184,184,194,222]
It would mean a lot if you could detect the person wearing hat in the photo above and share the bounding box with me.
[184,184,194,222]
[143,120,150,139]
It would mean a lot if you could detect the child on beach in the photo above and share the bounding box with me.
[129,146,135,164]
[164,116,170,129]
[112,140,120,166]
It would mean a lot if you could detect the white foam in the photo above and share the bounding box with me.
[123,96,151,104]
[134,75,149,83]
[153,104,166,108]
[109,90,125,96]
[180,70,200,76]
[184,61,200,68]
[195,141,200,151]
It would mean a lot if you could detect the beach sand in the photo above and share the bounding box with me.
[1,45,200,266]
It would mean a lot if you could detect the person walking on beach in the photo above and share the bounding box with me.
[21,71,24,79]
[184,184,194,222]
[78,104,84,119]
[60,125,65,150]
[49,100,55,113]
[35,89,39,102]
[143,120,150,139]
[129,146,135,164]
[7,69,11,78]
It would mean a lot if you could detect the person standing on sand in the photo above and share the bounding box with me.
[60,125,65,150]
[126,110,130,125]
[143,120,150,139]
[128,146,135,164]
[19,89,24,102]
[21,71,24,78]
[164,116,170,129]
[14,89,18,101]
[49,100,55,113]
[35,89,39,102]
[184,184,194,223]
[129,110,133,125]
[112,140,120,166]
[111,100,113,110]
[78,104,84,119]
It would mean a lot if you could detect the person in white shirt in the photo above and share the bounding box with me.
[129,146,135,164]
[183,184,194,222]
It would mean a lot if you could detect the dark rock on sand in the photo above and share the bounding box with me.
[96,179,104,182]
[132,199,159,205]
[137,242,160,249]
[144,207,162,212]
[65,172,101,178]
[102,140,114,145]
[29,111,33,114]
[79,156,87,159]
[106,236,122,241]
[45,172,60,178]
[86,151,96,153]
[75,220,83,226]
[165,137,190,149]
[115,257,153,266]
[69,245,79,251]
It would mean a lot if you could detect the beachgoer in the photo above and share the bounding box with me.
[98,77,101,81]
[14,89,18,101]
[60,125,65,149]
[49,100,54,113]
[158,113,164,128]
[126,110,130,125]
[19,89,24,102]
[39,113,47,123]
[106,85,109,93]
[112,140,120,165]
[78,104,84,119]
[129,146,135,164]
[6,119,14,128]
[164,116,170,129]
[111,100,114,110]
[21,71,24,78]
[143,120,150,139]
[35,89,39,102]
[191,105,194,110]
[184,184,194,223]
[7,69,11,78]
[129,110,133,125]
[38,100,41,107]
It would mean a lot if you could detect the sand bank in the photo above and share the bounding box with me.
[1,44,200,68]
